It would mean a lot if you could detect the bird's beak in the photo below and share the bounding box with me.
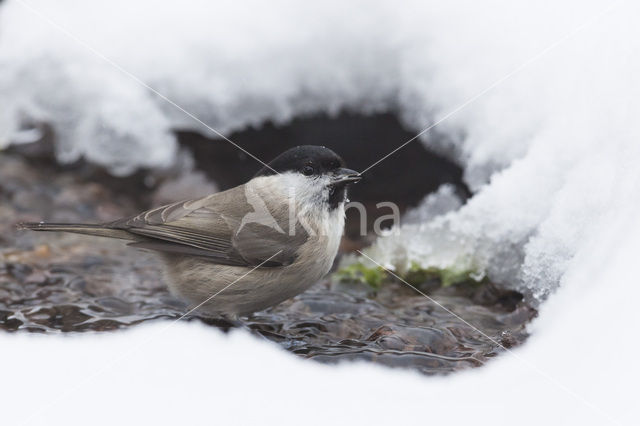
[331,168,362,185]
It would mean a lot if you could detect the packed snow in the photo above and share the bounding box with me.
[1,0,639,424]
[365,0,640,301]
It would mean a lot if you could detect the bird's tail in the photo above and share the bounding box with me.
[17,222,135,241]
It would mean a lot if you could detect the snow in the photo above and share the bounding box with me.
[2,249,638,425]
[0,0,399,174]
[360,0,640,301]
[1,0,640,424]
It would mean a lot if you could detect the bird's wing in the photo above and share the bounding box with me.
[109,184,308,267]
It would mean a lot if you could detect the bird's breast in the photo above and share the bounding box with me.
[292,204,345,277]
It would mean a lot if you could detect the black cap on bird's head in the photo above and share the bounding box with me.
[255,145,361,184]
[255,145,361,209]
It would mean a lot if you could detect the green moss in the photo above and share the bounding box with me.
[336,260,484,290]
[402,262,484,287]
[406,261,483,287]
[335,263,387,289]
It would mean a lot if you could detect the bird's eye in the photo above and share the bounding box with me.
[302,165,314,176]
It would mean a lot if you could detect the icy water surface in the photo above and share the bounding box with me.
[0,152,535,375]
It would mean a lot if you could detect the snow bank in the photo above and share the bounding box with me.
[361,0,640,301]
[1,1,639,424]
[0,0,399,174]
[2,232,638,426]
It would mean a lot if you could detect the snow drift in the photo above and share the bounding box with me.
[1,1,639,423]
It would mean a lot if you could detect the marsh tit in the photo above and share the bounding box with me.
[20,145,361,316]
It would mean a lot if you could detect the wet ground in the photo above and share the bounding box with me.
[0,150,536,375]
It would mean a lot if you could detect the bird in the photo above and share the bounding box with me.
[19,145,361,317]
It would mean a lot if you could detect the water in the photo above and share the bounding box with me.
[0,152,535,375]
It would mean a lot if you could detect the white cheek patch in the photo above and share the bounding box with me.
[279,173,330,207]
[282,174,334,236]
[249,173,336,236]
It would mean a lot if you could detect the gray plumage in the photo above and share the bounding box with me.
[23,183,306,267]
